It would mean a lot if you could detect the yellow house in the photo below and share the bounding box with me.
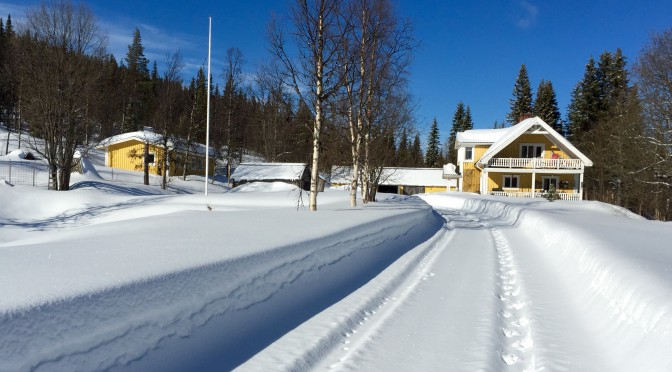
[97,129,216,178]
[456,116,593,200]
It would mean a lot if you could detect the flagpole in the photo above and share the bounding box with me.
[205,16,212,196]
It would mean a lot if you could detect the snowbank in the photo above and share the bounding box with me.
[0,149,29,160]
[0,189,441,371]
[420,193,672,371]
[229,181,300,193]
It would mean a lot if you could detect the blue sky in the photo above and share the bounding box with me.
[2,0,671,141]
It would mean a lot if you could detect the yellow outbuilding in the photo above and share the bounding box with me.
[97,129,216,178]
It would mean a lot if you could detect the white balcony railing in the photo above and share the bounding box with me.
[487,158,583,170]
[491,191,582,201]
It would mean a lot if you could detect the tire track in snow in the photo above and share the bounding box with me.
[467,213,536,371]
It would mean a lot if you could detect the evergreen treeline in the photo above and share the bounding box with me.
[0,1,421,193]
[567,47,671,220]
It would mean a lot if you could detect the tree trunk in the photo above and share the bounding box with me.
[143,142,149,185]
[310,99,322,211]
[349,109,360,208]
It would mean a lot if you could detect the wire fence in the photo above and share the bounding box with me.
[0,160,50,188]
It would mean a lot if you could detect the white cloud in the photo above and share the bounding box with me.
[0,2,28,24]
[515,0,539,29]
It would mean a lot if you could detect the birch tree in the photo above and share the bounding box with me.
[341,0,414,205]
[19,0,106,190]
[268,0,347,211]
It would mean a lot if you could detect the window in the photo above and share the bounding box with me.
[520,144,544,158]
[503,175,520,189]
[465,147,473,161]
[145,152,155,165]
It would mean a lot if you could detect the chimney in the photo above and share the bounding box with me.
[518,113,534,122]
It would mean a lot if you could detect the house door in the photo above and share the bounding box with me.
[542,176,558,191]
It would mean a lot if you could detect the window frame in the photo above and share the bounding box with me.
[464,146,474,161]
[520,143,545,158]
[145,151,156,166]
[502,175,520,189]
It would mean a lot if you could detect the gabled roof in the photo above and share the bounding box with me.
[330,166,453,187]
[231,163,307,181]
[456,126,514,145]
[97,129,216,157]
[465,117,593,167]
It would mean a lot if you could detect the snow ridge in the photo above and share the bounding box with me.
[0,203,442,371]
[424,194,672,371]
[237,210,448,371]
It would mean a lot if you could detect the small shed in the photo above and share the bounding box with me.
[230,163,324,191]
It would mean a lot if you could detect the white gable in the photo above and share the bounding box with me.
[462,117,593,167]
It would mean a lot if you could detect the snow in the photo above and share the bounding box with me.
[330,166,455,187]
[0,149,31,160]
[456,126,512,144]
[2,127,672,371]
[97,128,216,156]
[230,163,307,182]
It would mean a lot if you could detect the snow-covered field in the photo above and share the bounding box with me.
[1,129,672,371]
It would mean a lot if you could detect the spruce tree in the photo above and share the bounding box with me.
[447,102,465,164]
[411,133,423,167]
[122,28,151,132]
[463,105,473,130]
[397,128,410,166]
[533,79,562,134]
[125,28,149,80]
[567,57,600,140]
[0,14,17,140]
[507,64,534,125]
[425,118,441,167]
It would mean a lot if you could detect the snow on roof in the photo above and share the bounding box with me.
[231,163,307,182]
[98,130,165,147]
[477,117,593,166]
[330,166,452,187]
[0,149,36,161]
[97,129,216,157]
[379,168,451,187]
[456,127,514,145]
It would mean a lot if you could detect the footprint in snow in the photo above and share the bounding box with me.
[502,328,520,338]
[501,353,520,365]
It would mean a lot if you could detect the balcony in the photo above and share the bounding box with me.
[486,158,583,170]
[490,191,582,201]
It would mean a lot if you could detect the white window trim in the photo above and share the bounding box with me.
[519,143,545,158]
[502,175,520,189]
[465,146,474,161]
